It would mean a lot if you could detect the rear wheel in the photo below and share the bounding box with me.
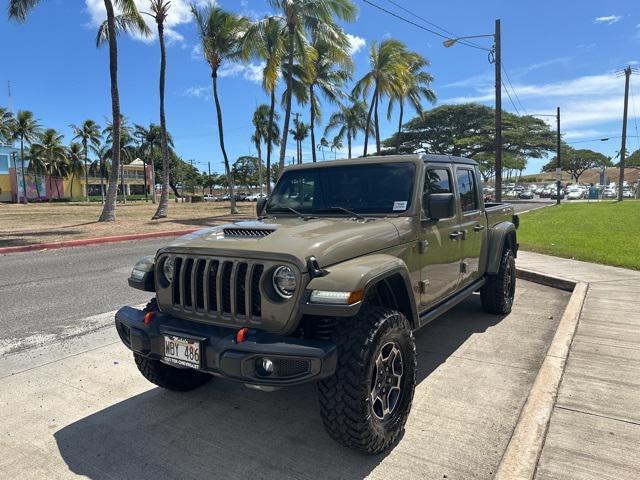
[318,307,416,454]
[481,247,516,314]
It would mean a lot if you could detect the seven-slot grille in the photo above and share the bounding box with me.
[168,256,264,320]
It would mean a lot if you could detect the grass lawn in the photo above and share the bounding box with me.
[518,200,640,270]
[0,201,254,248]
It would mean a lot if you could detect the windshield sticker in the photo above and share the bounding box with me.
[393,201,407,211]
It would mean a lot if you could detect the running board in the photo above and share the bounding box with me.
[418,277,486,328]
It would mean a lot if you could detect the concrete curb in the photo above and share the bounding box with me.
[0,228,199,255]
[495,269,589,480]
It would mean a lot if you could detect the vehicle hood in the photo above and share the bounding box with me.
[161,217,403,270]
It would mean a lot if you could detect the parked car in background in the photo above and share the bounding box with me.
[246,193,268,202]
[203,194,215,202]
[518,189,534,199]
[550,190,565,200]
[566,189,583,200]
[603,188,617,199]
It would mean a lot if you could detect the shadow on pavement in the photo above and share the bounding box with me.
[54,294,504,480]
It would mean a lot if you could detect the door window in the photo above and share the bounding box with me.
[456,169,478,212]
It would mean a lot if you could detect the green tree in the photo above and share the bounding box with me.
[385,103,556,180]
[0,107,14,144]
[31,129,67,200]
[232,156,260,192]
[387,54,436,153]
[192,2,249,214]
[353,39,412,155]
[144,0,173,219]
[268,0,357,172]
[251,104,280,196]
[290,117,310,164]
[11,110,42,203]
[90,145,111,201]
[625,149,640,168]
[305,37,352,162]
[243,16,286,193]
[26,145,46,199]
[70,119,102,201]
[67,142,85,199]
[330,135,343,159]
[324,96,370,158]
[542,146,610,183]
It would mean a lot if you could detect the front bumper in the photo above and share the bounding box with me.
[115,306,337,386]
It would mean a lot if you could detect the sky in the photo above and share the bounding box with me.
[1,0,640,175]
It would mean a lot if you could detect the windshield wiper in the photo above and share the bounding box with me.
[268,206,314,221]
[328,206,371,221]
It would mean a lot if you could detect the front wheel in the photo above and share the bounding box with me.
[481,247,516,314]
[318,307,416,454]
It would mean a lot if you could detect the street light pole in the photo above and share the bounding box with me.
[494,19,502,202]
[556,107,561,205]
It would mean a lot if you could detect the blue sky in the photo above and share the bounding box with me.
[1,0,640,175]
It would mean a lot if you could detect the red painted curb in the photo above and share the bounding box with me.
[0,228,200,255]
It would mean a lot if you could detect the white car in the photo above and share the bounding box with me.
[203,194,216,202]
[566,190,583,200]
[246,193,268,202]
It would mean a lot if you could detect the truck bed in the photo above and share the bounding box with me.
[484,202,515,227]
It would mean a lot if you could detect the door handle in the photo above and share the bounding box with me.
[449,231,463,240]
[473,224,485,231]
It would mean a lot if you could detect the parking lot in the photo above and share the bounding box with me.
[0,280,569,480]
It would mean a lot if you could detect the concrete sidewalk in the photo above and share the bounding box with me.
[516,251,640,480]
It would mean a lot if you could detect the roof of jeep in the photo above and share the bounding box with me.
[283,154,477,171]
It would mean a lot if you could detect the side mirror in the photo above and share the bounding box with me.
[256,197,267,217]
[426,193,455,220]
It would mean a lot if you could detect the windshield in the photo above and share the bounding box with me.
[266,162,416,215]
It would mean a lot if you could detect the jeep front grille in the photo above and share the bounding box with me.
[169,255,264,320]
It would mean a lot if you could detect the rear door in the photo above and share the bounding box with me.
[419,165,462,308]
[455,166,486,286]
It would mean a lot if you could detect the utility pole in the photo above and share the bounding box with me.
[618,66,631,202]
[494,19,502,202]
[556,107,562,205]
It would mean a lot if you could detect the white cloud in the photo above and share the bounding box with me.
[184,85,212,100]
[84,0,211,44]
[594,15,621,25]
[219,62,264,83]
[346,34,366,55]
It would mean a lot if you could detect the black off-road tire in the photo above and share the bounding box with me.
[318,307,416,454]
[133,298,212,392]
[480,247,516,314]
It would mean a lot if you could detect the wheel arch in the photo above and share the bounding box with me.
[486,222,518,275]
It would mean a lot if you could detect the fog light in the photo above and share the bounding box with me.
[256,357,274,376]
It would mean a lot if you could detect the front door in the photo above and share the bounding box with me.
[455,166,485,286]
[419,165,462,309]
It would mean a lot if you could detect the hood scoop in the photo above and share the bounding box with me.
[223,226,277,238]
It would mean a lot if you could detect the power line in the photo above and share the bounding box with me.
[360,0,490,51]
[502,83,520,115]
[501,63,527,114]
[629,81,640,152]
[384,0,487,50]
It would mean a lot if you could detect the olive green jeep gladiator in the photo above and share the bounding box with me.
[116,154,518,454]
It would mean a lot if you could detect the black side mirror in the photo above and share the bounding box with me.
[256,197,267,217]
[426,193,455,220]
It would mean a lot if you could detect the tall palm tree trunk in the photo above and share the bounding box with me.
[374,91,381,154]
[363,84,377,157]
[99,0,121,222]
[266,88,276,194]
[309,85,317,163]
[278,29,295,173]
[153,21,171,220]
[347,131,352,159]
[20,138,28,203]
[212,73,238,214]
[34,174,41,199]
[395,100,404,154]
[100,163,105,203]
[256,141,263,197]
[83,139,89,201]
[70,173,75,198]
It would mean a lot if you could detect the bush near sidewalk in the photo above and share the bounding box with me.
[518,201,640,270]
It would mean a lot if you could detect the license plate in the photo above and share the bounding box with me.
[163,334,201,369]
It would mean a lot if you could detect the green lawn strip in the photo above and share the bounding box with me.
[518,201,640,270]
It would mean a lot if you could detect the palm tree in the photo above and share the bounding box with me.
[267,0,357,173]
[387,54,436,153]
[306,37,352,162]
[353,39,412,156]
[141,0,173,220]
[31,128,67,200]
[243,16,286,194]
[191,2,249,215]
[0,107,14,144]
[290,117,309,164]
[330,135,343,159]
[324,96,370,159]
[90,145,112,202]
[103,117,137,202]
[11,110,41,203]
[251,104,280,196]
[67,142,85,199]
[26,145,46,199]
[70,119,102,201]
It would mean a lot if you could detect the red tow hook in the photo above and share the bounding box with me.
[235,327,249,343]
[143,311,155,326]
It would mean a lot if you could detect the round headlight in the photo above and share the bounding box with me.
[162,256,175,283]
[272,266,296,299]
